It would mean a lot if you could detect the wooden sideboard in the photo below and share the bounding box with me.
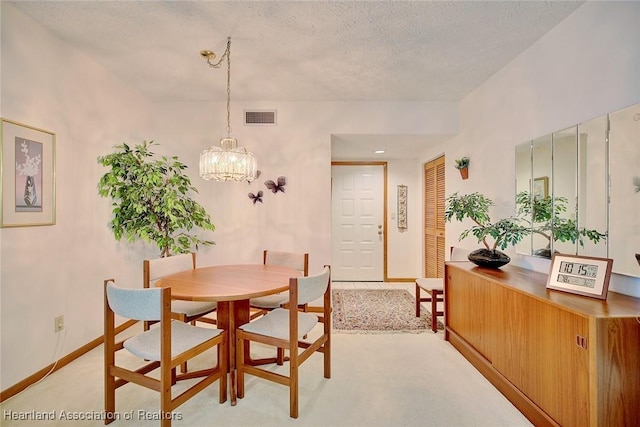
[444,262,640,427]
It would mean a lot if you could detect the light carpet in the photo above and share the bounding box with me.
[332,289,442,333]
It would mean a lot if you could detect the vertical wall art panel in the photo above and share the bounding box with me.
[397,184,407,231]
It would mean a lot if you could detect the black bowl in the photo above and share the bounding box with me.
[468,248,511,269]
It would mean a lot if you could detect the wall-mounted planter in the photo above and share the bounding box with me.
[459,167,469,180]
[454,157,470,180]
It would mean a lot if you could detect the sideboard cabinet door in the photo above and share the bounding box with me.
[446,265,494,361]
[491,286,589,426]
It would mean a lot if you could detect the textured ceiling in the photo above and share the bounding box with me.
[9,1,583,103]
[7,1,583,159]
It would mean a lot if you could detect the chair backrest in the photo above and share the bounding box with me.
[144,252,196,287]
[264,250,309,276]
[450,246,469,262]
[106,280,164,321]
[293,266,331,306]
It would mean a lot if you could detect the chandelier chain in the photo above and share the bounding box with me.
[226,38,232,135]
[204,37,233,135]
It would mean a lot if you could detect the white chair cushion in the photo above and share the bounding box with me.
[148,254,194,281]
[107,283,162,321]
[265,251,306,274]
[250,292,289,309]
[416,278,444,292]
[124,321,223,361]
[171,300,216,317]
[239,308,318,340]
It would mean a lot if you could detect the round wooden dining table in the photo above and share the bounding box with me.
[155,264,301,405]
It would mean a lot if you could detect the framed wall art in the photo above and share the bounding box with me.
[1,118,56,227]
[546,253,613,300]
[533,176,549,199]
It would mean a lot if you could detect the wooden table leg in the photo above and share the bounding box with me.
[216,299,250,406]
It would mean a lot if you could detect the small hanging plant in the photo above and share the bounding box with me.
[454,157,470,170]
[455,157,470,179]
[98,141,215,258]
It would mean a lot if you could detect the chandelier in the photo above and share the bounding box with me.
[199,37,257,182]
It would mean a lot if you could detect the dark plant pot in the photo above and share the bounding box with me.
[533,248,552,259]
[459,167,469,180]
[468,248,511,269]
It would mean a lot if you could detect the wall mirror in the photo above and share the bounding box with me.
[515,102,639,277]
[608,103,640,277]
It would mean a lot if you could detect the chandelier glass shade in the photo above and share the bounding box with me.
[199,37,257,182]
[199,137,257,182]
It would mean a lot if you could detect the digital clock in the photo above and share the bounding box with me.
[547,254,613,300]
[558,261,598,278]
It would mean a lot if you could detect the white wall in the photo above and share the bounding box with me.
[385,159,423,279]
[426,2,640,296]
[0,4,153,390]
[150,101,455,277]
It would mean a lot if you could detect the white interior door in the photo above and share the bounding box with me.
[331,164,384,281]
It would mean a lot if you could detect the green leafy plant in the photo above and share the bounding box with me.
[516,191,606,255]
[445,192,529,251]
[98,141,215,258]
[454,157,470,170]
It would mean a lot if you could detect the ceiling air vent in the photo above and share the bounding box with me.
[244,110,277,126]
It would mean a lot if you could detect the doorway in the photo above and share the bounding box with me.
[331,162,387,281]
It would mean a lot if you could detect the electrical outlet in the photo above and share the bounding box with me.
[54,315,64,332]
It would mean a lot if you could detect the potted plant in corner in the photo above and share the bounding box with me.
[445,192,530,268]
[97,140,215,257]
[454,157,470,180]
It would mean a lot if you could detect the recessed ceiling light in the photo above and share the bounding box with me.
[374,150,385,154]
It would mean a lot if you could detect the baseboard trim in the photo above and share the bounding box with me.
[0,319,137,403]
[385,277,415,282]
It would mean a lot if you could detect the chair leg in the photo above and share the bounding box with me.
[104,367,116,424]
[219,332,228,403]
[290,355,299,418]
[104,309,117,424]
[161,361,172,427]
[324,336,331,379]
[177,315,189,373]
[415,283,421,317]
[431,289,444,333]
[236,334,245,399]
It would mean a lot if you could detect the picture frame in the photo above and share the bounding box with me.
[397,184,407,231]
[533,176,549,199]
[1,118,56,227]
[546,253,613,300]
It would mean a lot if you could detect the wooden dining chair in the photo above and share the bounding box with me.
[104,279,227,427]
[236,265,331,418]
[144,253,218,327]
[249,250,309,318]
[144,253,218,372]
[415,246,468,332]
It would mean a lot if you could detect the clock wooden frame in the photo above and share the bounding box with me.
[546,253,613,300]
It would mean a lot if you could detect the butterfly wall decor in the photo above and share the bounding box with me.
[248,190,263,205]
[264,176,286,194]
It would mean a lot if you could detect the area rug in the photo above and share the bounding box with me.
[332,288,443,334]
